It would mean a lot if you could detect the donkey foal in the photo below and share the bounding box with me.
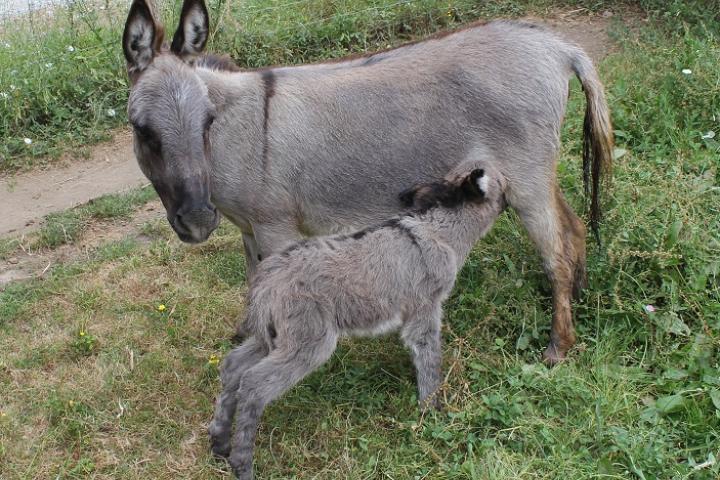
[209,166,507,479]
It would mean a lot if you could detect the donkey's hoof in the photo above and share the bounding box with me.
[542,344,567,366]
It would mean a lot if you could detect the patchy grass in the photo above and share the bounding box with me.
[1,2,719,480]
[34,185,156,249]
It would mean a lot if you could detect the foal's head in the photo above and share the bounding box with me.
[123,0,220,243]
[399,167,505,213]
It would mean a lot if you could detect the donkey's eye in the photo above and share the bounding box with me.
[204,115,215,131]
[133,124,162,153]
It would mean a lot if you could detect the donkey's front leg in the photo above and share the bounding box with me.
[252,221,304,260]
[241,233,261,284]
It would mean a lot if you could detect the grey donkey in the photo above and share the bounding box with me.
[122,0,613,364]
[209,165,507,479]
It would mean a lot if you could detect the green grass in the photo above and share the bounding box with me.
[1,1,719,479]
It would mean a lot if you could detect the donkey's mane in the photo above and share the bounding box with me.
[191,53,241,72]
[184,20,547,74]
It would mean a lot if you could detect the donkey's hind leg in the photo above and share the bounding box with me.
[401,304,444,411]
[209,337,268,459]
[229,332,339,480]
[512,184,586,365]
[555,186,588,299]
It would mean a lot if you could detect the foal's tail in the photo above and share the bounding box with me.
[570,51,613,244]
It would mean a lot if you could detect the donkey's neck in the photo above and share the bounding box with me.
[195,68,261,115]
[194,68,272,218]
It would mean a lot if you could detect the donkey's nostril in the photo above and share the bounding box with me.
[174,212,189,232]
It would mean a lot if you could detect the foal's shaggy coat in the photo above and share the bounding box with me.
[209,166,506,479]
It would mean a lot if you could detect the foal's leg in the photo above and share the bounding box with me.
[209,337,268,458]
[229,333,339,479]
[401,304,444,410]
[512,184,585,365]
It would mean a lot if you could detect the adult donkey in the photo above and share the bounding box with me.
[122,0,612,364]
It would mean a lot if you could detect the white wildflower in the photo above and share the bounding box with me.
[67,45,75,52]
[24,138,33,145]
[701,131,716,140]
[644,305,656,313]
[9,84,16,91]
[45,62,53,68]
[107,108,116,117]
[2,42,10,48]
[0,92,8,99]
[681,69,692,75]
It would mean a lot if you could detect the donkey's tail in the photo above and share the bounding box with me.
[570,50,613,245]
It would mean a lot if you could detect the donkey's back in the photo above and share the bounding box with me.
[245,21,590,231]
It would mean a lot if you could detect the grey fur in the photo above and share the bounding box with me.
[209,166,507,479]
[122,0,613,363]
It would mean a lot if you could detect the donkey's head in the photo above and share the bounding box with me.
[399,167,505,212]
[123,0,219,244]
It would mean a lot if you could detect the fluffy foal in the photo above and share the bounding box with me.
[210,165,507,479]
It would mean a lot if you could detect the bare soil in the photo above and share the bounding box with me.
[0,129,147,237]
[0,200,164,288]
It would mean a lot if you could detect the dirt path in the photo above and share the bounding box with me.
[0,130,147,237]
[0,200,165,288]
[0,10,628,242]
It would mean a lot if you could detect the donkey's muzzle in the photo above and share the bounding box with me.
[172,203,220,244]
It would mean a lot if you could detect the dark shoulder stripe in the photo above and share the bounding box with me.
[260,70,276,172]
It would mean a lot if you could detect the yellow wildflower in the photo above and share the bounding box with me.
[68,400,76,408]
[0,411,7,419]
[79,331,86,337]
[208,354,220,367]
[157,304,166,312]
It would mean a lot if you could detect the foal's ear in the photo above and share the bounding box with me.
[461,168,487,199]
[171,0,210,57]
[123,0,163,76]
[399,186,419,208]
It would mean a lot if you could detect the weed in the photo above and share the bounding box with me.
[70,328,98,357]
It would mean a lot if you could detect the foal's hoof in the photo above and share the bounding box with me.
[542,344,567,366]
[230,464,254,480]
[210,441,231,460]
[209,432,231,459]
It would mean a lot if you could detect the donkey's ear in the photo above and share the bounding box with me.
[123,0,162,75]
[171,0,210,57]
[461,168,487,198]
